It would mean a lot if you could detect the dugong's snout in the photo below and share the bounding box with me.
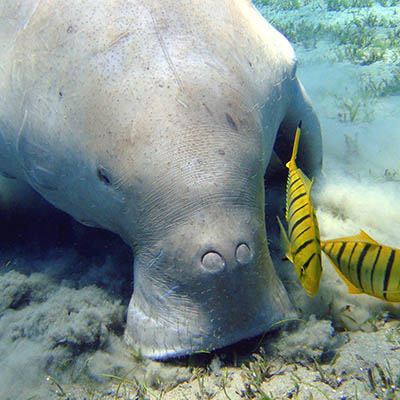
[125,207,295,359]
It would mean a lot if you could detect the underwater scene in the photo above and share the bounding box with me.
[1,0,400,399]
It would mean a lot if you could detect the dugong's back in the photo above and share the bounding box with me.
[0,0,320,359]
[0,0,297,228]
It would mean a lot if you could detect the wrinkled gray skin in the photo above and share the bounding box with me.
[0,0,322,359]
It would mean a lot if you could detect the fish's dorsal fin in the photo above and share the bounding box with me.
[285,121,302,171]
[322,230,379,245]
[357,230,379,244]
[277,216,293,263]
[297,168,313,194]
[323,252,363,294]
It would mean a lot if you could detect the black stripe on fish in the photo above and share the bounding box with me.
[289,214,310,240]
[289,203,307,222]
[371,245,382,294]
[347,243,358,276]
[295,239,314,255]
[294,226,311,241]
[289,192,306,211]
[342,242,358,277]
[289,177,301,190]
[383,249,395,300]
[302,253,316,274]
[337,242,347,267]
[291,183,304,195]
[356,243,370,291]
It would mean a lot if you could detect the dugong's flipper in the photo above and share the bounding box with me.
[274,77,323,177]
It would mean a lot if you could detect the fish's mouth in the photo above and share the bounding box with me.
[124,250,296,359]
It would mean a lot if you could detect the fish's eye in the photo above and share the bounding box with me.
[97,166,112,185]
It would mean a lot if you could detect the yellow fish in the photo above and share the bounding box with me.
[277,122,322,297]
[321,231,400,302]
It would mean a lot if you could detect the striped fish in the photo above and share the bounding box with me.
[277,122,322,297]
[322,231,400,302]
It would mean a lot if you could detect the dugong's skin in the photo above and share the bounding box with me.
[0,0,322,359]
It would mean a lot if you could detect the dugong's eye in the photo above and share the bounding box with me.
[97,165,112,185]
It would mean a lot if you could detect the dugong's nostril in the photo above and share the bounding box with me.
[235,243,252,265]
[201,251,225,273]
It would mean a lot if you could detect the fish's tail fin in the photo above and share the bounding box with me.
[286,121,302,170]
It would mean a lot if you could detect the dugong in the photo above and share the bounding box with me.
[0,0,322,359]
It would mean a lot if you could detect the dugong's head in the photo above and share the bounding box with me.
[125,205,294,359]
[117,122,295,359]
[79,63,298,358]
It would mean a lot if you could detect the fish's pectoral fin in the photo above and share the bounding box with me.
[277,216,293,263]
[323,253,363,294]
[335,265,363,294]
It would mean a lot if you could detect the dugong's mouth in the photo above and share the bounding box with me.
[124,243,295,359]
